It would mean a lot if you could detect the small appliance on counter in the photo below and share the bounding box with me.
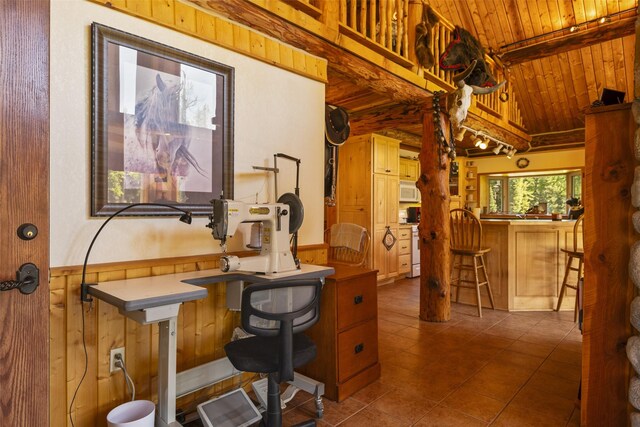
[407,207,421,223]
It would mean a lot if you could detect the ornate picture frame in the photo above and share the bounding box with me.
[91,23,234,216]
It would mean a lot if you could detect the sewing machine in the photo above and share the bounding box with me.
[208,199,298,274]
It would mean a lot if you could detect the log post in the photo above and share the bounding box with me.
[418,100,451,322]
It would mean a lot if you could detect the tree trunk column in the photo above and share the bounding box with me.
[418,103,451,322]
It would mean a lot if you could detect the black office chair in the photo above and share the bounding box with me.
[224,279,323,427]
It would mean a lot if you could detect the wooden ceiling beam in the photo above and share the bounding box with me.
[500,17,636,66]
[188,0,429,103]
[349,103,427,136]
[529,128,585,147]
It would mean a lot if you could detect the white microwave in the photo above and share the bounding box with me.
[399,180,420,202]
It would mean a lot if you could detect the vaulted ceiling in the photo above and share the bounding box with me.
[430,0,637,146]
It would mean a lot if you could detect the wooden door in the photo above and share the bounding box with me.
[0,1,50,425]
[372,137,388,174]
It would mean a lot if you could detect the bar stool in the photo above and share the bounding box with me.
[449,209,495,317]
[555,214,584,322]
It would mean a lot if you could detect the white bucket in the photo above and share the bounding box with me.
[107,400,155,427]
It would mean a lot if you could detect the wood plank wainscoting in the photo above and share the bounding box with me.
[50,244,327,427]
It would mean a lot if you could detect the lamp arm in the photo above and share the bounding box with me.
[80,203,192,303]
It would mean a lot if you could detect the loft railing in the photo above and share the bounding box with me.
[339,0,410,61]
[283,0,526,130]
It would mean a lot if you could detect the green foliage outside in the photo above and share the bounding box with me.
[488,173,582,214]
[508,175,566,214]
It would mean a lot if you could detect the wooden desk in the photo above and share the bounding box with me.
[88,264,334,427]
[298,264,380,401]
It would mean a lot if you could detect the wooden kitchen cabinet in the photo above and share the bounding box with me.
[397,225,412,274]
[372,134,399,175]
[337,133,400,282]
[399,158,419,181]
[299,265,380,402]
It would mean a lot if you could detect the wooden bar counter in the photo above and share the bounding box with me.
[455,219,582,311]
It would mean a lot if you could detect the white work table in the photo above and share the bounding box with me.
[87,264,335,427]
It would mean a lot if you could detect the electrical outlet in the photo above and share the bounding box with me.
[110,347,125,373]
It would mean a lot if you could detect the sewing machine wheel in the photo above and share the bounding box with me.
[278,193,304,234]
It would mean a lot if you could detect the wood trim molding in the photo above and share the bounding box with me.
[90,0,328,83]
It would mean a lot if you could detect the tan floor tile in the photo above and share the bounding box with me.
[337,407,411,426]
[538,358,581,382]
[493,350,545,371]
[460,373,525,402]
[508,340,555,358]
[297,397,365,426]
[377,318,408,334]
[414,405,488,427]
[367,388,437,424]
[484,324,527,340]
[518,331,565,346]
[441,383,506,422]
[491,403,569,427]
[468,333,515,350]
[378,330,421,350]
[548,347,581,367]
[349,380,393,405]
[282,407,331,426]
[526,371,580,401]
[509,385,575,422]
[495,315,542,331]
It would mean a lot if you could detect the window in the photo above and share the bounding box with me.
[486,170,582,214]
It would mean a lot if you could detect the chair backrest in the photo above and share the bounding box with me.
[450,208,483,251]
[570,214,584,252]
[325,223,370,266]
[240,279,322,381]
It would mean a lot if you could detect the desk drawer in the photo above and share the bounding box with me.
[398,228,411,240]
[398,254,411,273]
[336,277,377,330]
[337,319,378,382]
[398,239,411,255]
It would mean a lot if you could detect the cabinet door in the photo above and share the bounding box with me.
[372,138,388,174]
[399,159,409,179]
[386,175,399,225]
[386,140,399,175]
[373,227,388,278]
[406,161,419,181]
[372,174,387,228]
[386,226,399,277]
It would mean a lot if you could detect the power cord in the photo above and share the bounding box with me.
[114,353,136,401]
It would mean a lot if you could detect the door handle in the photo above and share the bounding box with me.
[0,263,39,294]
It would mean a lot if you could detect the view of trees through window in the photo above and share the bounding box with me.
[488,172,582,214]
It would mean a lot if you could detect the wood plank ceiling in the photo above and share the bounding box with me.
[429,0,637,148]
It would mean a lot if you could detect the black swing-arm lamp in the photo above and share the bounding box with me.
[80,202,193,303]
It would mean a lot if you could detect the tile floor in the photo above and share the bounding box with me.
[279,276,582,426]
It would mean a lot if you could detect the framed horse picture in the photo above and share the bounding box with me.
[91,23,234,216]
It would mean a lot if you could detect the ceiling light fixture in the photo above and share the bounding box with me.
[459,125,516,158]
[569,25,579,32]
[474,137,484,148]
[598,16,610,24]
[492,144,503,155]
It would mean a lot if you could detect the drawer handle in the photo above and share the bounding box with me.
[354,343,364,354]
[354,295,363,305]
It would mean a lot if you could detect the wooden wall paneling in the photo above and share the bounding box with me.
[554,53,582,128]
[556,0,576,26]
[509,66,535,131]
[580,46,599,106]
[539,56,567,130]
[595,42,614,90]
[545,0,563,32]
[467,0,488,48]
[514,1,535,40]
[503,0,525,44]
[531,59,558,130]
[174,0,197,31]
[567,48,591,111]
[622,35,635,97]
[68,274,99,426]
[150,0,175,25]
[611,38,628,91]
[124,0,151,16]
[50,276,67,427]
[582,104,635,426]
